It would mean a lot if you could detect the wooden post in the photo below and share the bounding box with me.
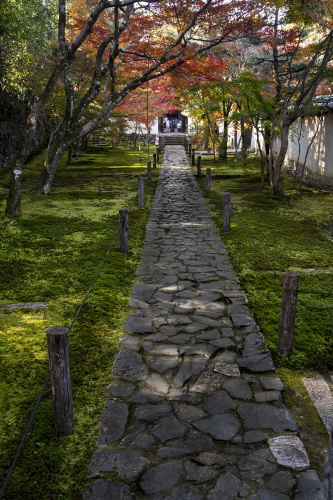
[278,271,299,357]
[206,168,211,192]
[156,148,160,162]
[46,326,74,434]
[153,153,157,169]
[119,209,129,254]
[197,155,201,176]
[147,161,152,185]
[223,192,231,232]
[192,150,195,166]
[138,177,144,208]
[189,143,192,156]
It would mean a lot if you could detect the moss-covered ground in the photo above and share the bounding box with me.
[197,154,333,474]
[0,143,159,499]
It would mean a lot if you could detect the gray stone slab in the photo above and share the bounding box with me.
[187,344,217,358]
[157,436,214,458]
[192,315,226,328]
[150,357,180,372]
[167,315,192,325]
[150,344,186,356]
[223,379,253,400]
[124,316,155,334]
[185,461,218,483]
[195,329,220,340]
[231,314,255,326]
[216,351,237,363]
[243,430,268,443]
[244,332,265,349]
[131,284,156,302]
[239,449,276,481]
[139,460,183,495]
[88,449,149,481]
[214,363,240,377]
[238,353,275,372]
[146,374,170,394]
[109,381,135,397]
[260,376,284,391]
[193,414,240,440]
[120,433,155,448]
[207,472,241,500]
[210,338,235,349]
[257,489,290,499]
[294,470,323,499]
[268,471,295,493]
[190,372,224,394]
[97,400,128,446]
[82,480,136,500]
[204,390,235,415]
[174,357,207,387]
[119,335,140,351]
[254,391,281,402]
[134,403,173,421]
[157,486,203,500]
[195,452,226,467]
[160,326,181,336]
[131,389,166,403]
[151,416,189,442]
[268,435,310,470]
[175,403,208,421]
[168,333,191,344]
[112,349,148,381]
[238,403,298,433]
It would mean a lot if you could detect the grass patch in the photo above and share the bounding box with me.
[0,143,159,498]
[197,157,333,371]
[197,155,332,475]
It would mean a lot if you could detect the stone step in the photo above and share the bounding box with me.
[304,375,333,432]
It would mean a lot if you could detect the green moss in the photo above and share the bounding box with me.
[197,158,333,370]
[0,143,159,498]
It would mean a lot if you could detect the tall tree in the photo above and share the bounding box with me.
[5,0,253,217]
[253,1,333,194]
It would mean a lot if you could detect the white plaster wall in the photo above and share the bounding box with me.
[278,115,333,183]
[252,115,333,185]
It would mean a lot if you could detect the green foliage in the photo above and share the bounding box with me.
[0,143,159,498]
[0,0,57,95]
[198,157,333,370]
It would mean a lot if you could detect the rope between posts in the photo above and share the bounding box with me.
[0,354,59,500]
[229,207,333,297]
[230,206,283,285]
[0,191,139,499]
[67,192,138,336]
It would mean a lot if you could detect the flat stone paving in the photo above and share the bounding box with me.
[83,146,323,499]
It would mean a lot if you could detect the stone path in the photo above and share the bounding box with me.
[83,146,323,500]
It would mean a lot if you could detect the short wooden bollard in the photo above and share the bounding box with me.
[156,148,160,162]
[206,168,211,192]
[197,155,201,176]
[153,153,157,169]
[223,192,231,232]
[278,271,299,357]
[147,161,152,185]
[189,143,192,156]
[192,150,195,166]
[138,177,144,208]
[46,326,74,434]
[119,208,129,254]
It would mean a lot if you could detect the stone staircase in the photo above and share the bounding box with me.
[159,133,189,149]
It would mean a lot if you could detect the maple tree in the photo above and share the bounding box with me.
[5,0,255,217]
[250,0,333,195]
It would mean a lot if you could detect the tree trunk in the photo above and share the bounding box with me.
[219,120,228,159]
[5,102,43,217]
[270,123,289,196]
[67,146,73,165]
[40,135,66,195]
